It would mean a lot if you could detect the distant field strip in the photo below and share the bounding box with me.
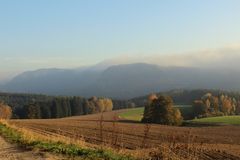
[191,116,240,125]
[118,105,192,121]
[118,108,144,121]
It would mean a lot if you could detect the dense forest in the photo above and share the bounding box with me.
[0,93,119,119]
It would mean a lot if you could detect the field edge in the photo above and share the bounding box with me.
[0,120,135,160]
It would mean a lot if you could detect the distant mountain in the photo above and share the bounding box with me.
[2,63,240,99]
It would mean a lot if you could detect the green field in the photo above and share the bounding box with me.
[119,107,240,125]
[119,108,144,121]
[190,116,240,125]
[119,105,192,121]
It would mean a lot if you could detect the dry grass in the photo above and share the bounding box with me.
[141,123,151,148]
[0,119,87,149]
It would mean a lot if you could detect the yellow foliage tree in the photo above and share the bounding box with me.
[0,102,12,119]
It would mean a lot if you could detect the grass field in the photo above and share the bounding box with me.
[118,108,144,121]
[190,116,240,125]
[118,105,192,122]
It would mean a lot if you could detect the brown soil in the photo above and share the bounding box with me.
[9,110,240,160]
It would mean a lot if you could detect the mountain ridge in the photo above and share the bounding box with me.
[2,63,240,99]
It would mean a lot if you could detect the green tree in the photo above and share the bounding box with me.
[51,98,63,118]
[23,103,41,119]
[142,94,157,122]
[192,100,205,117]
[236,101,240,115]
[71,97,84,116]
[40,104,51,119]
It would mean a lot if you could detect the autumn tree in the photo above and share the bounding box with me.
[221,98,232,115]
[142,95,183,126]
[88,97,113,113]
[0,101,12,119]
[102,98,113,112]
[210,96,219,113]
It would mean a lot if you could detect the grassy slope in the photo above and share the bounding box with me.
[119,105,192,122]
[119,108,144,121]
[190,116,240,125]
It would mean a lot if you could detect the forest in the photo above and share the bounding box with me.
[0,93,115,119]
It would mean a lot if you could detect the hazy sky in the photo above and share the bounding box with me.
[1,0,240,80]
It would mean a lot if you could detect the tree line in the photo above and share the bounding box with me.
[192,93,240,118]
[16,96,113,119]
[141,91,240,126]
[0,92,136,119]
[0,93,114,119]
[2,90,240,120]
[131,89,240,107]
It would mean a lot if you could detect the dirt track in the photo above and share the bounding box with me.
[0,136,61,160]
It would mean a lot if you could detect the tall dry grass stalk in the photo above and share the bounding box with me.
[141,123,151,148]
[111,113,119,148]
[99,112,104,145]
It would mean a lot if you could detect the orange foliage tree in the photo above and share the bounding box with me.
[0,101,12,119]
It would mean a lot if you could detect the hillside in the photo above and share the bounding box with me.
[2,63,240,99]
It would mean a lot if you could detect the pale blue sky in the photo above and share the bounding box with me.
[1,0,240,80]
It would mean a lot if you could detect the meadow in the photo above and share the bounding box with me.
[190,116,240,125]
[118,107,144,121]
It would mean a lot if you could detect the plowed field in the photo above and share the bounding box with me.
[9,110,240,159]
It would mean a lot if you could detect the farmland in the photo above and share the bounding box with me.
[7,110,240,159]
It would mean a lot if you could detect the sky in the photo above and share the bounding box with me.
[1,0,240,81]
